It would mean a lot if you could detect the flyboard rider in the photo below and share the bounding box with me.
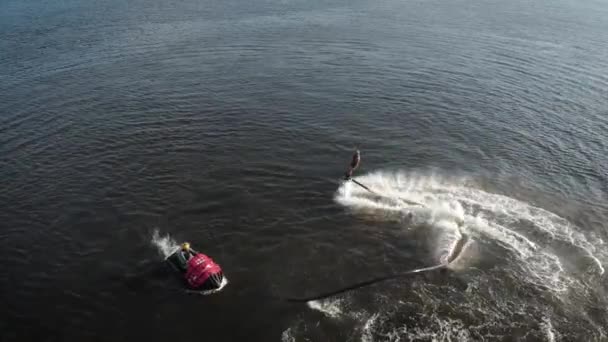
[344,149,361,180]
[344,149,414,220]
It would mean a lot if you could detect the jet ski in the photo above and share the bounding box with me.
[166,242,227,294]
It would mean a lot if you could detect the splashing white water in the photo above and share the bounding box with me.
[361,313,381,342]
[307,298,344,318]
[388,315,472,342]
[289,170,604,341]
[541,316,557,342]
[151,229,180,258]
[337,171,468,269]
[335,170,604,293]
[281,328,295,342]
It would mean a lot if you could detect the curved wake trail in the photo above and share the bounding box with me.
[283,173,473,304]
[337,173,468,269]
[335,171,604,292]
[291,170,607,340]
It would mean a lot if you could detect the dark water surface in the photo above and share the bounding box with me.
[2,0,608,340]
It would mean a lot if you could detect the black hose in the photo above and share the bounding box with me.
[351,179,376,194]
[280,263,446,303]
[350,179,423,207]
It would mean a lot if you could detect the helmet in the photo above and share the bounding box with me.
[181,242,191,251]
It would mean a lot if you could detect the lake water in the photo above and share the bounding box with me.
[2,0,608,340]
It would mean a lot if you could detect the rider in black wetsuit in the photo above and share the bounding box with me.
[344,150,360,180]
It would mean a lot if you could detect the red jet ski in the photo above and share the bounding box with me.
[166,242,226,293]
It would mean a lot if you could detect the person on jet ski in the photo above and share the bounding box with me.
[179,242,195,261]
[180,242,224,291]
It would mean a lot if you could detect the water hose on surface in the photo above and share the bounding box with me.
[280,264,446,302]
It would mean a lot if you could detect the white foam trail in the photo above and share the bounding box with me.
[446,238,476,271]
[541,316,557,342]
[589,254,605,275]
[281,328,295,342]
[335,170,604,293]
[307,298,344,318]
[433,219,462,264]
[151,229,180,258]
[361,313,381,342]
[392,315,471,342]
[337,172,466,266]
[459,186,604,276]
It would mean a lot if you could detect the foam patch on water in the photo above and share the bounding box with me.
[446,238,477,271]
[307,298,344,318]
[361,313,381,342]
[457,185,605,276]
[281,327,295,342]
[335,170,604,293]
[378,314,471,342]
[433,219,463,264]
[288,170,602,340]
[151,229,180,259]
[541,316,557,342]
[336,172,467,268]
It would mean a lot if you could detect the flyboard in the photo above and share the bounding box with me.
[166,245,228,295]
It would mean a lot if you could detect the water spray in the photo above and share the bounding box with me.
[278,151,457,303]
[344,150,424,207]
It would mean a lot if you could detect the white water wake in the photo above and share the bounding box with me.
[292,170,605,341]
[334,170,604,292]
[151,229,180,259]
[336,172,468,271]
